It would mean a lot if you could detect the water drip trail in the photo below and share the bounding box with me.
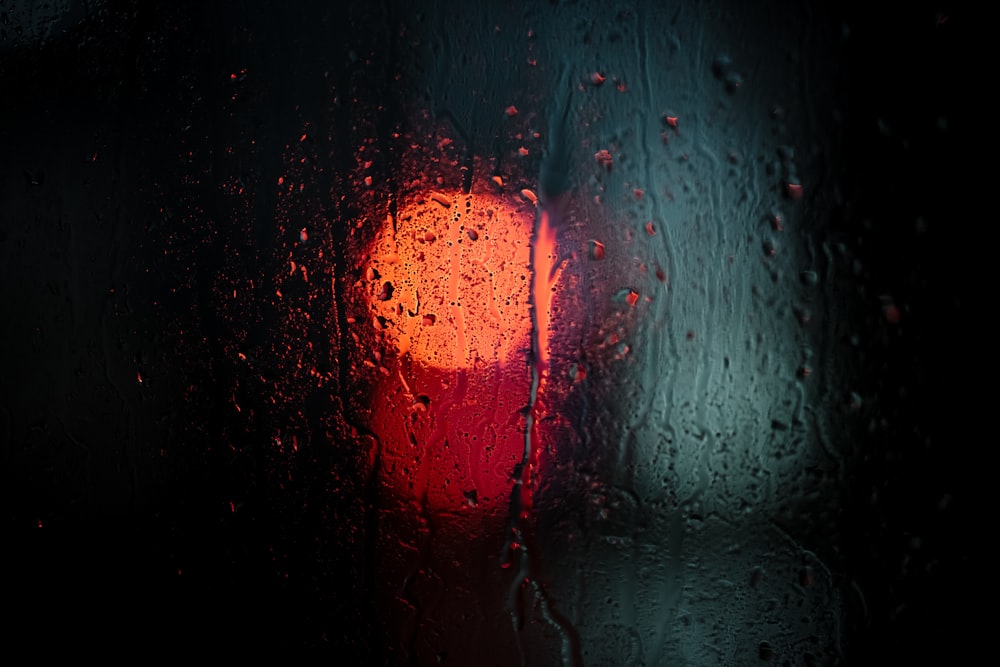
[503,201,580,666]
[504,66,583,664]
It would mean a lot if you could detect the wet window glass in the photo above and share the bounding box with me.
[3,0,977,663]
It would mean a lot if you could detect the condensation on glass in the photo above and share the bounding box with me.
[329,2,851,664]
[2,0,876,663]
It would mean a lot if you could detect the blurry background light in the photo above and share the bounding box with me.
[1,0,982,663]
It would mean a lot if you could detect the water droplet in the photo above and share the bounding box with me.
[379,281,394,301]
[758,641,775,661]
[594,149,613,170]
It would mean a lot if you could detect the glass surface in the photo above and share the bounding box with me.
[2,0,979,663]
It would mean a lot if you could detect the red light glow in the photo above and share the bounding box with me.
[368,190,535,371]
[364,186,555,515]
